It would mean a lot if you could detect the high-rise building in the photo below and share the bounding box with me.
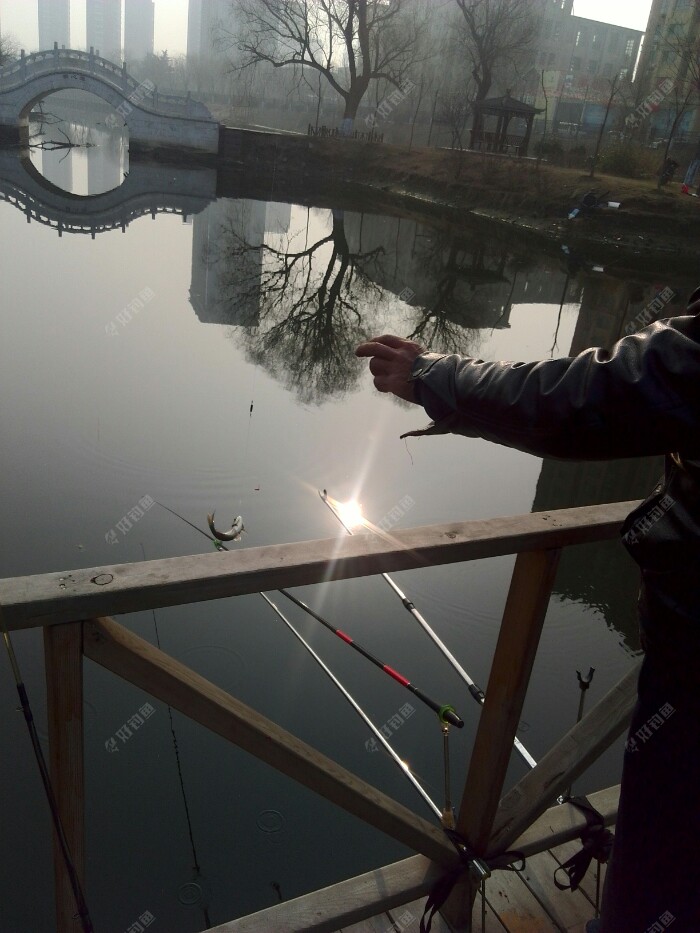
[124,0,154,62]
[634,0,700,138]
[187,0,234,59]
[190,199,265,327]
[38,0,71,50]
[86,0,122,60]
[525,0,644,132]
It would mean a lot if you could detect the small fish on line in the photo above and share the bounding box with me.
[249,402,254,415]
[207,511,245,542]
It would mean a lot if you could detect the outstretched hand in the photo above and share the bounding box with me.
[355,335,426,404]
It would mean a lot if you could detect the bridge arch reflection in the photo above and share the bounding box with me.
[0,147,216,237]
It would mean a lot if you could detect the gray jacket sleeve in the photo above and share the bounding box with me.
[405,314,700,461]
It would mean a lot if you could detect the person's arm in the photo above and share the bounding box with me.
[357,310,700,462]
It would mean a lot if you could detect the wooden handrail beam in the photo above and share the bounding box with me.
[203,855,443,933]
[83,617,458,867]
[0,502,636,631]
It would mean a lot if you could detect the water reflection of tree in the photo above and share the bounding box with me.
[218,210,385,403]
[408,234,523,354]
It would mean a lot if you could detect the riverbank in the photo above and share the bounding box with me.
[214,128,700,274]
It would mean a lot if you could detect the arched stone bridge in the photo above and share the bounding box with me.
[0,47,220,152]
[0,147,217,236]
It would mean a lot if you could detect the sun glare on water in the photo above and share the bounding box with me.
[335,499,365,530]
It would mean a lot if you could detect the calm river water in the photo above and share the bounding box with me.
[0,115,695,932]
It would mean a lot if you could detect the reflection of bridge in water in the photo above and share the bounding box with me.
[0,47,219,152]
[0,148,216,236]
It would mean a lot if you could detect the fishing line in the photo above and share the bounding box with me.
[140,545,211,928]
[0,604,94,933]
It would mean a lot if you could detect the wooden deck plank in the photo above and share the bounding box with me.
[515,851,595,931]
[477,844,610,932]
[0,502,637,630]
[483,860,566,932]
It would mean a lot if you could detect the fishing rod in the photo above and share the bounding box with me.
[278,589,463,729]
[0,604,94,933]
[155,501,463,729]
[319,491,538,770]
[260,593,442,819]
[154,503,445,818]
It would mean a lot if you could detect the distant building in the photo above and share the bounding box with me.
[124,0,154,62]
[38,0,71,50]
[190,199,265,327]
[86,0,122,60]
[526,0,643,132]
[265,201,291,235]
[634,0,700,139]
[187,0,236,59]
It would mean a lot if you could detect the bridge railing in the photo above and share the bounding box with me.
[0,47,213,120]
[0,185,197,236]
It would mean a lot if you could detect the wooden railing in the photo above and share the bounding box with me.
[0,500,642,932]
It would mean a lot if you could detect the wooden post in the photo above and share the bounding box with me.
[443,548,561,929]
[44,622,85,933]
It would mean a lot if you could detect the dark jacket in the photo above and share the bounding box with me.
[408,295,700,671]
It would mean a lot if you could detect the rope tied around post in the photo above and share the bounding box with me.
[553,795,614,892]
[419,827,525,933]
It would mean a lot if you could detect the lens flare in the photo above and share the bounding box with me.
[335,499,364,529]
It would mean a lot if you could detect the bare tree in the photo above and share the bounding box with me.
[209,208,385,402]
[451,0,537,147]
[589,72,628,178]
[222,0,426,129]
[0,32,19,66]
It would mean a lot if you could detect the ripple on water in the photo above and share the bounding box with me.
[256,808,286,846]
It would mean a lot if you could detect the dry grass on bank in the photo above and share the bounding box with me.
[310,137,700,222]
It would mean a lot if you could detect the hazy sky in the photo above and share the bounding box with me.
[0,1,654,56]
